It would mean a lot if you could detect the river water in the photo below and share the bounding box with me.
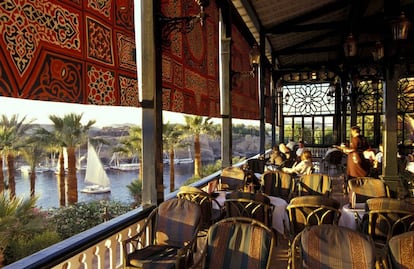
[14,163,195,209]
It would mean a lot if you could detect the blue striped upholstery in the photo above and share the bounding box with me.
[261,170,294,201]
[286,195,341,239]
[388,231,414,269]
[298,224,376,269]
[220,166,246,190]
[124,198,201,269]
[204,217,275,269]
[297,173,331,197]
[365,198,414,249]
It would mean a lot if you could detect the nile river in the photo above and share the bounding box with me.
[14,163,194,209]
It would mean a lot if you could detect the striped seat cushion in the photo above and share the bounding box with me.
[205,221,272,269]
[388,231,414,269]
[301,224,376,269]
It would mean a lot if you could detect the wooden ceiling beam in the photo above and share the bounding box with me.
[265,0,349,34]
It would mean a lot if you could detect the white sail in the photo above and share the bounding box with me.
[82,141,110,193]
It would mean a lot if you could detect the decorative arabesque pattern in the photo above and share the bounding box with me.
[283,83,335,116]
[117,33,136,71]
[88,0,111,18]
[398,77,414,113]
[356,81,383,114]
[0,0,80,76]
[161,0,220,117]
[0,0,137,106]
[120,75,139,107]
[29,54,83,102]
[86,17,114,65]
[87,65,116,105]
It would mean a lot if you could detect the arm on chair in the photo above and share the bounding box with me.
[122,208,158,259]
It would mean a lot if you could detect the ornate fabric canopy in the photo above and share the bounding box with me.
[0,0,262,120]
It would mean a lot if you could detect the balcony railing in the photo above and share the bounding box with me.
[7,149,329,269]
[4,171,224,269]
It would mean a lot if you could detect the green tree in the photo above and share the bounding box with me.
[0,194,51,266]
[0,115,33,199]
[19,135,46,198]
[34,126,68,206]
[47,113,95,205]
[163,122,184,192]
[0,125,15,193]
[112,126,142,178]
[182,116,216,178]
[127,179,142,207]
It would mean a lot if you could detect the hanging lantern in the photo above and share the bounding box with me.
[392,12,411,40]
[118,0,129,10]
[249,45,261,67]
[372,41,384,61]
[344,33,357,57]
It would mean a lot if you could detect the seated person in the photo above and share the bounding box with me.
[295,140,305,161]
[268,146,285,166]
[279,143,296,168]
[405,154,414,174]
[282,150,314,176]
[373,143,383,176]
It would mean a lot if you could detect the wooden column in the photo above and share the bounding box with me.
[382,64,400,194]
[135,0,163,206]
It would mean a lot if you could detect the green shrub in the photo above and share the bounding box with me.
[47,200,132,239]
[127,179,142,207]
[4,231,61,264]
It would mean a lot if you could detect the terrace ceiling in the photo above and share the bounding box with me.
[231,0,414,79]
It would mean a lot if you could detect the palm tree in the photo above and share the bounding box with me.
[33,127,67,206]
[20,132,49,198]
[0,193,42,266]
[0,115,33,199]
[182,116,215,178]
[48,113,95,205]
[0,126,15,194]
[112,126,142,178]
[163,122,184,192]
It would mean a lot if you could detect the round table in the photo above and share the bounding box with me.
[338,203,366,230]
[267,195,289,235]
[212,191,288,235]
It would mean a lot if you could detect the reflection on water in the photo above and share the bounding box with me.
[14,163,195,209]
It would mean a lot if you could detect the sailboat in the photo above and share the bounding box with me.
[109,153,139,171]
[81,141,111,194]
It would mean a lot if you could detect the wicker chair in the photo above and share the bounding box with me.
[224,191,274,228]
[364,197,414,256]
[177,185,223,229]
[220,166,246,191]
[261,170,294,202]
[387,230,414,269]
[295,173,331,197]
[286,195,341,267]
[292,224,377,269]
[122,198,201,269]
[192,217,275,269]
[348,177,390,208]
[286,195,341,240]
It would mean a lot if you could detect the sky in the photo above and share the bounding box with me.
[0,96,259,127]
[0,96,185,127]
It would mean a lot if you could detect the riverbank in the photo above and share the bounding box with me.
[14,163,195,209]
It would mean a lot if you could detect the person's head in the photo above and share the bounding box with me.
[351,126,361,137]
[301,150,312,161]
[279,143,289,153]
